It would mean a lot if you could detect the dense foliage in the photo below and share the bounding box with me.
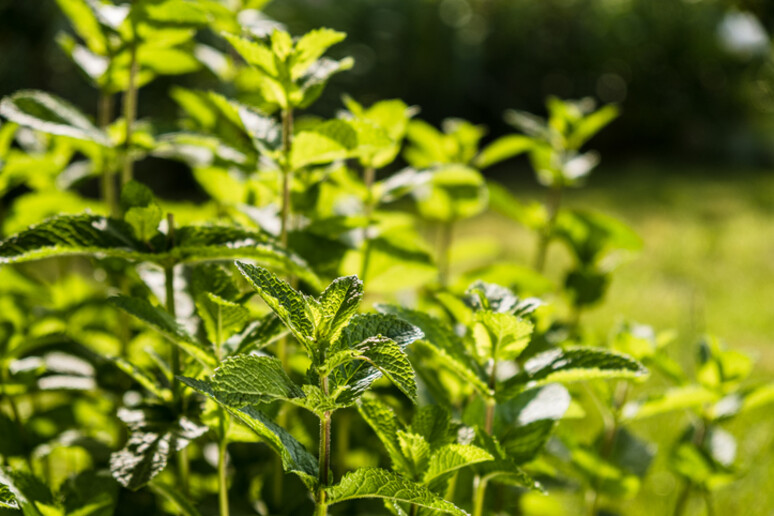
[0,2,772,516]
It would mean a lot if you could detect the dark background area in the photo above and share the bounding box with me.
[3,0,774,178]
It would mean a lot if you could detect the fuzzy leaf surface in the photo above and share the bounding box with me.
[499,347,648,399]
[324,468,468,515]
[179,376,318,488]
[210,354,304,407]
[235,261,316,355]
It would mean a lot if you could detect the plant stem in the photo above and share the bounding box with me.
[534,185,562,273]
[316,374,332,516]
[121,15,139,186]
[474,361,497,516]
[218,419,230,516]
[438,221,454,287]
[164,213,189,494]
[279,107,294,249]
[672,483,691,516]
[274,105,294,509]
[472,476,489,516]
[97,91,118,216]
[359,166,376,282]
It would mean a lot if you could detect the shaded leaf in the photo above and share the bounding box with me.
[0,90,110,145]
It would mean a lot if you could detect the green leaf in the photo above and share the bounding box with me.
[474,134,533,169]
[357,336,418,401]
[499,348,648,398]
[0,481,18,510]
[423,444,493,485]
[474,312,533,362]
[0,215,319,287]
[290,119,390,170]
[121,181,163,242]
[179,377,319,489]
[234,261,316,357]
[414,165,488,222]
[464,280,542,317]
[0,215,146,264]
[333,336,417,403]
[0,468,53,516]
[210,354,304,407]
[110,295,216,369]
[222,32,277,76]
[312,275,363,344]
[174,226,320,288]
[324,468,467,515]
[337,312,422,351]
[0,90,110,146]
[474,432,540,490]
[290,28,346,79]
[54,0,108,54]
[621,385,718,421]
[110,356,171,401]
[110,406,208,490]
[377,305,489,396]
[148,482,202,516]
[357,397,415,477]
[568,104,619,150]
[191,263,249,345]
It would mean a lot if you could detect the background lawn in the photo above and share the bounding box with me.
[458,163,774,515]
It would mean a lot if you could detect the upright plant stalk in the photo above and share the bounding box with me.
[121,16,139,186]
[534,185,562,273]
[438,221,455,287]
[97,91,118,216]
[672,418,708,516]
[216,315,230,516]
[164,213,189,494]
[359,166,376,282]
[315,373,333,516]
[587,381,629,516]
[274,106,295,508]
[473,361,497,516]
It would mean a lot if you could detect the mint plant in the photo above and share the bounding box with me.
[0,4,770,515]
[178,263,471,515]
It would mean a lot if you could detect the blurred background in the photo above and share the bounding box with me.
[1,0,773,369]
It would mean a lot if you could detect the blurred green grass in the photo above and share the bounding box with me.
[458,163,774,515]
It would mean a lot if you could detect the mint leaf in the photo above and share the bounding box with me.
[120,181,162,242]
[210,354,304,407]
[0,90,110,145]
[179,377,319,489]
[110,295,216,369]
[235,261,316,357]
[324,468,468,515]
[312,275,363,344]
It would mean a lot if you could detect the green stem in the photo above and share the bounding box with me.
[279,107,294,249]
[218,423,230,516]
[409,504,419,516]
[359,166,376,282]
[121,13,139,186]
[97,91,118,216]
[274,106,294,509]
[474,362,497,516]
[672,483,691,516]
[316,373,332,516]
[438,221,454,287]
[164,214,189,494]
[472,476,489,516]
[534,185,562,273]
